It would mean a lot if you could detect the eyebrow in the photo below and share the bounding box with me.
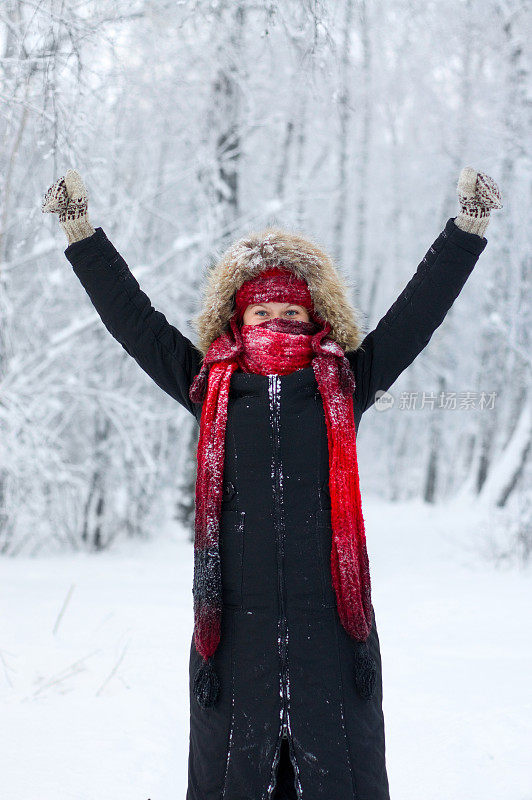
[251,302,301,308]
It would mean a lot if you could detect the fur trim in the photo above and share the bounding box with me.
[193,226,365,355]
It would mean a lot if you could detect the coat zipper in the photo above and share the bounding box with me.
[268,375,302,798]
[269,376,289,727]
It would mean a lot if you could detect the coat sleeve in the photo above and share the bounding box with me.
[348,217,488,414]
[64,227,203,418]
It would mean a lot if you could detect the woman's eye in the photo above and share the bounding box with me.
[255,309,267,316]
[285,309,299,316]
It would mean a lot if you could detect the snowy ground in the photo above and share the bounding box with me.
[0,497,530,800]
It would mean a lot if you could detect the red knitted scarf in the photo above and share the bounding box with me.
[189,308,375,705]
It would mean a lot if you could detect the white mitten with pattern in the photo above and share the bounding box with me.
[455,166,503,237]
[41,169,96,244]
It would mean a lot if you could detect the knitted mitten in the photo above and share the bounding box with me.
[454,166,502,237]
[41,169,96,244]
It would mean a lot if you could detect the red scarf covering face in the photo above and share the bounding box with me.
[189,269,375,707]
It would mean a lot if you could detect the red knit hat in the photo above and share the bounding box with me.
[234,267,314,320]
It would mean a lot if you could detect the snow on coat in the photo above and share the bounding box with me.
[65,217,487,800]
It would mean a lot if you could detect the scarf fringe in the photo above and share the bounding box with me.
[194,657,220,708]
[353,641,377,700]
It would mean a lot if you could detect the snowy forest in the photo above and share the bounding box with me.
[1,2,531,799]
[0,0,530,558]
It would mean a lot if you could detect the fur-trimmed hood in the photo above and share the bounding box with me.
[193,226,365,355]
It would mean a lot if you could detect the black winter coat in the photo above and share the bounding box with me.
[64,218,487,800]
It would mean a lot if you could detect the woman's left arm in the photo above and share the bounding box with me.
[349,167,502,413]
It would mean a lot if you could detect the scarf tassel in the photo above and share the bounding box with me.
[194,657,220,708]
[353,641,377,700]
[194,645,374,708]
[194,643,376,707]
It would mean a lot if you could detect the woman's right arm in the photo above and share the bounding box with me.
[42,170,203,418]
[64,228,203,417]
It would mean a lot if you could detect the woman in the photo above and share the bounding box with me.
[42,167,501,800]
